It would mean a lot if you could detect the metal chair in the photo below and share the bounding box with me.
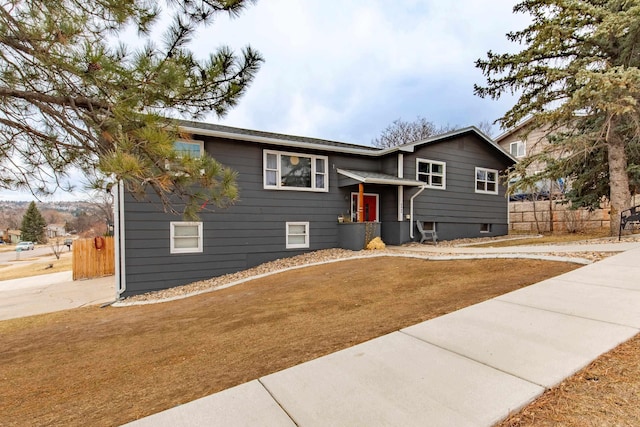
[416,221,438,244]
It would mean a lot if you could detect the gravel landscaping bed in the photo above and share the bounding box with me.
[117,233,640,304]
[118,248,361,304]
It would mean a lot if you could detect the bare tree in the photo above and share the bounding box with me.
[372,117,441,148]
[372,116,496,148]
[475,120,495,137]
[49,239,65,260]
[85,189,114,227]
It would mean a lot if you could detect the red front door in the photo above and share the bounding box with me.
[352,194,378,222]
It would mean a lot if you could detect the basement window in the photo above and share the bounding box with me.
[170,222,203,254]
[286,222,309,249]
[480,223,492,233]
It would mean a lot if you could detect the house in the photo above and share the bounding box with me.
[45,223,67,239]
[114,122,516,297]
[495,118,612,232]
[3,229,21,244]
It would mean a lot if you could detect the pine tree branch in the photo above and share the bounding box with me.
[0,87,110,112]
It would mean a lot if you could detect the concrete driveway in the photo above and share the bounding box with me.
[0,272,115,321]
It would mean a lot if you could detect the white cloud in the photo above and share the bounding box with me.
[191,0,532,144]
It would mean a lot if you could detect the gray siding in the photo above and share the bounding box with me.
[403,134,512,240]
[123,137,370,296]
[122,130,513,296]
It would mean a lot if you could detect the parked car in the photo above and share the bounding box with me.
[16,241,35,251]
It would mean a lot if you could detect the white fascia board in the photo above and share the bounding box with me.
[179,125,385,157]
[336,169,424,187]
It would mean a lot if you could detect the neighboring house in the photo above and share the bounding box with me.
[495,118,612,232]
[4,229,21,243]
[46,223,67,238]
[114,122,516,297]
[495,117,566,199]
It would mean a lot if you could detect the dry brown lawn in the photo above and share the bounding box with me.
[499,332,640,427]
[0,257,579,426]
[0,252,72,281]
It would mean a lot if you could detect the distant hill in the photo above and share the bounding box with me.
[0,200,110,236]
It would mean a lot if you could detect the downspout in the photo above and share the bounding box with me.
[507,179,511,232]
[114,181,126,298]
[397,153,404,222]
[409,185,427,239]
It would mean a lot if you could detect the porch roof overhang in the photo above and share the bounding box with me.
[336,168,425,187]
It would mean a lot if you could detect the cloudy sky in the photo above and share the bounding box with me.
[1,0,532,201]
[199,0,531,144]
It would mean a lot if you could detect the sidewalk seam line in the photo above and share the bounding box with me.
[528,277,640,293]
[494,298,640,330]
[397,330,548,390]
[257,378,300,427]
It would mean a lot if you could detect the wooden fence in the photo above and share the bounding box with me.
[72,236,115,280]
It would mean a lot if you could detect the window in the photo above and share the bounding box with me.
[509,141,526,158]
[166,140,204,172]
[170,222,203,254]
[174,140,204,157]
[286,222,309,249]
[264,150,328,192]
[416,159,446,189]
[475,167,499,194]
[480,223,492,233]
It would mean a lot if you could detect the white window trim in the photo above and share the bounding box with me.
[170,221,203,254]
[286,221,309,249]
[416,158,446,189]
[475,167,499,195]
[509,141,526,158]
[263,150,329,192]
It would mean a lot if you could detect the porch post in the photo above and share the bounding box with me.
[358,183,364,222]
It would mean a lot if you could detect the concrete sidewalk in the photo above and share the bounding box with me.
[124,246,640,427]
[0,272,115,321]
[389,240,640,254]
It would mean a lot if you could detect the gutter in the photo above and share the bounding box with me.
[179,125,414,157]
[409,185,428,239]
[179,124,515,163]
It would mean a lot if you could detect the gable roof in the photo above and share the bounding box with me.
[494,116,535,144]
[178,120,379,155]
[177,120,516,164]
[397,126,517,163]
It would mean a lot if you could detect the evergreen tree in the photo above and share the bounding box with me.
[20,202,46,243]
[0,1,263,218]
[475,0,640,234]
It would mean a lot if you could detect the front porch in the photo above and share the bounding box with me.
[336,169,425,250]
